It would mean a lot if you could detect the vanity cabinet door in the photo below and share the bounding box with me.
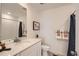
[29,42,41,56]
[16,45,35,56]
[37,42,41,56]
[16,41,41,56]
[20,47,33,56]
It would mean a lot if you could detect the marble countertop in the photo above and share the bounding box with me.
[0,37,41,56]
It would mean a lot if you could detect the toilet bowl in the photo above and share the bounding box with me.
[41,45,50,56]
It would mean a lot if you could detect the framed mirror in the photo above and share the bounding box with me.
[0,3,27,40]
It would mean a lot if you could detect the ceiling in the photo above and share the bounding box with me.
[27,3,72,11]
[1,3,78,18]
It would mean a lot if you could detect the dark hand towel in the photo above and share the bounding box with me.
[18,21,22,37]
[67,13,77,56]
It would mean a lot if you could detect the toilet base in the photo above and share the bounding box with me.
[41,45,50,56]
[43,50,48,56]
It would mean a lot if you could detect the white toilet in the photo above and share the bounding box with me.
[41,45,50,56]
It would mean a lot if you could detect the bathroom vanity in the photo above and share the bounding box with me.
[0,38,41,56]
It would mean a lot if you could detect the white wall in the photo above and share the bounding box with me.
[39,5,78,55]
[0,3,1,39]
[75,8,79,56]
[0,16,1,39]
[26,4,40,38]
[0,18,1,39]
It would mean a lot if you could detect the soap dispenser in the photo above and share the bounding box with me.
[36,34,39,38]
